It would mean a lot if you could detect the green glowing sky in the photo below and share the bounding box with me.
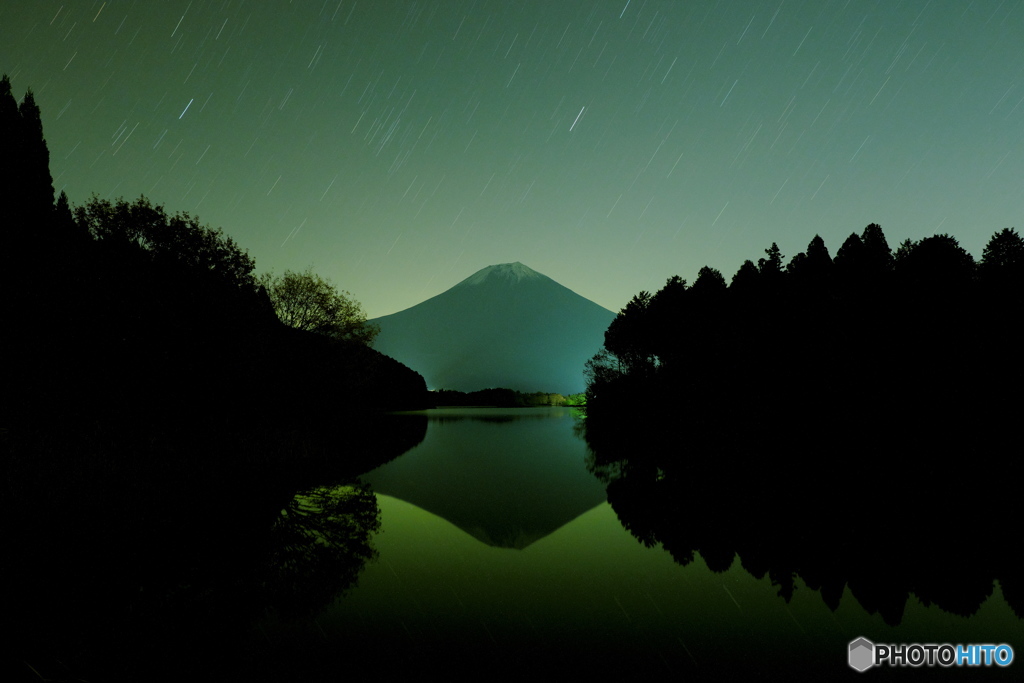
[4,1,1022,316]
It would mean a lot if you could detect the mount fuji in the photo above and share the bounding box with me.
[370,262,616,394]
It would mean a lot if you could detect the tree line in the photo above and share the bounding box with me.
[584,221,1023,457]
[431,388,569,407]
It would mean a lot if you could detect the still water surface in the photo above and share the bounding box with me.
[265,407,1022,680]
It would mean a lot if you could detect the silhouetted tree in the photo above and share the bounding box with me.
[17,88,54,219]
[648,275,687,365]
[729,259,760,293]
[0,73,17,123]
[260,267,379,345]
[687,266,731,378]
[785,251,807,275]
[893,237,915,264]
[3,77,71,423]
[1,75,56,262]
[780,235,837,410]
[75,195,260,293]
[981,228,1024,286]
[788,234,832,290]
[833,231,866,287]
[806,233,832,267]
[53,190,85,247]
[895,233,976,293]
[691,265,727,297]
[584,347,623,406]
[757,242,785,280]
[603,291,656,377]
[0,75,23,207]
[861,223,894,278]
[586,290,660,409]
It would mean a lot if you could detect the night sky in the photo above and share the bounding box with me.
[4,0,1023,317]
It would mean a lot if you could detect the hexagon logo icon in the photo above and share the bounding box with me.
[849,637,875,672]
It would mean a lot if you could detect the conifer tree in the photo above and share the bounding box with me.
[833,232,865,280]
[806,234,832,271]
[981,228,1024,280]
[0,74,24,218]
[729,259,760,292]
[0,76,56,258]
[17,88,54,219]
[861,223,894,276]
[757,242,785,278]
[691,266,727,295]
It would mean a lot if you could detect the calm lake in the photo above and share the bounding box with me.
[255,407,1023,681]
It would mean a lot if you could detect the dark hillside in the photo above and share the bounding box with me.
[3,75,429,682]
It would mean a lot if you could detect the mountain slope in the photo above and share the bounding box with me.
[370,262,615,394]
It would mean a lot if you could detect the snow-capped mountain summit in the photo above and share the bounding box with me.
[456,261,548,287]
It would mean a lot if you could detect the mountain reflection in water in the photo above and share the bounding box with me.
[14,407,1021,681]
[361,407,607,548]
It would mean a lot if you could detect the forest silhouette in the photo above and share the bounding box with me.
[3,75,431,681]
[582,220,1024,625]
[585,221,1022,455]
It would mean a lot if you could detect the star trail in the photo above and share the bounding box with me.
[3,0,1023,316]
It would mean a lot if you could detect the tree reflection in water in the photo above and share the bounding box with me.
[582,417,1024,628]
[10,470,384,682]
[261,483,381,619]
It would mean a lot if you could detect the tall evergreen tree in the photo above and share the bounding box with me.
[787,234,833,291]
[981,228,1024,281]
[861,223,894,276]
[603,291,656,377]
[758,242,785,278]
[17,88,55,219]
[806,234,832,264]
[833,232,871,302]
[648,275,688,366]
[691,265,727,297]
[859,223,894,306]
[833,232,865,278]
[805,234,833,286]
[730,259,760,293]
[1,76,57,263]
[785,251,808,280]
[0,74,24,219]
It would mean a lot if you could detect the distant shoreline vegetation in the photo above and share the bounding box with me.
[430,388,585,408]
